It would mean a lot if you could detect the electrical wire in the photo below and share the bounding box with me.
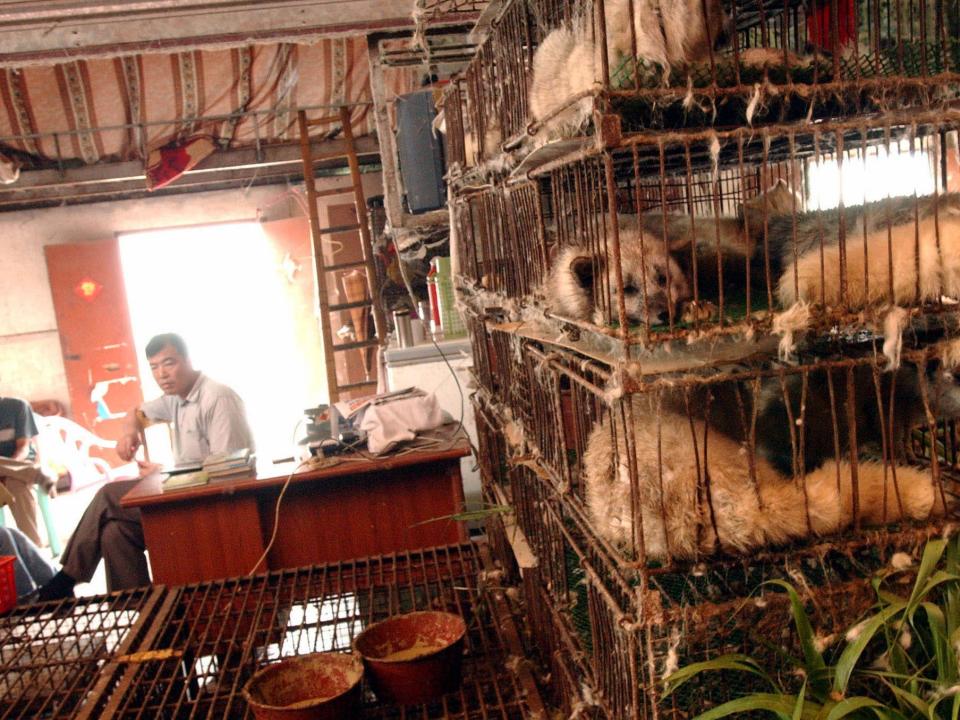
[391,235,476,457]
[247,459,309,577]
[246,411,467,577]
[248,416,309,576]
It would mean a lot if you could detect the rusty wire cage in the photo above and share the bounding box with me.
[446,2,960,717]
[504,330,960,568]
[0,544,543,719]
[0,588,161,719]
[455,114,960,354]
[444,0,960,166]
[471,331,960,718]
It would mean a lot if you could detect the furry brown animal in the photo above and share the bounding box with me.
[773,193,960,308]
[640,178,801,259]
[528,27,598,138]
[544,215,691,326]
[604,0,729,71]
[674,360,960,476]
[583,400,944,560]
[528,0,729,137]
[753,360,960,474]
[633,179,800,304]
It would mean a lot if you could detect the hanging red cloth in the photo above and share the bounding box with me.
[144,136,216,191]
[807,0,857,54]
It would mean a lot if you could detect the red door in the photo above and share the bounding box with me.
[45,240,144,460]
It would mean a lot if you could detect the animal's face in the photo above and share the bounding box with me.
[568,249,690,325]
[621,253,691,325]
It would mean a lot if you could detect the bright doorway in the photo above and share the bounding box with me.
[118,221,325,466]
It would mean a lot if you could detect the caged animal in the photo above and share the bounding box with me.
[583,398,946,560]
[769,192,960,309]
[542,180,798,327]
[754,359,960,474]
[641,178,801,263]
[675,359,960,476]
[544,214,691,326]
[528,0,729,138]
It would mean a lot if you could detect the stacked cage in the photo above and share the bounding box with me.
[447,0,960,717]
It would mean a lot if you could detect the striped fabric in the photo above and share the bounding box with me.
[0,37,417,164]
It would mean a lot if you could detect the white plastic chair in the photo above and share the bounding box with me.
[34,415,117,494]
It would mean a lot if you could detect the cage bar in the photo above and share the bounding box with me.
[0,545,543,719]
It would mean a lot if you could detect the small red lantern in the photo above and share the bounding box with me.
[74,277,103,302]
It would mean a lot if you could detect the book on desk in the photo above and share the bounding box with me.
[161,449,255,490]
[204,448,256,481]
[161,470,209,491]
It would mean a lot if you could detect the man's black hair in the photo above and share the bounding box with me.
[145,333,189,359]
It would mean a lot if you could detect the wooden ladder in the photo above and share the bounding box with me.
[297,106,386,403]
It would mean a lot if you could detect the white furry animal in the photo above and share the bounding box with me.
[776,193,960,308]
[528,28,599,138]
[528,0,728,138]
[544,215,691,326]
[604,0,729,71]
[583,401,945,561]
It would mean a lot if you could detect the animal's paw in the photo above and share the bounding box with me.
[680,300,717,324]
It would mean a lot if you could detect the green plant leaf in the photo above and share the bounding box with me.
[834,602,907,694]
[823,696,886,720]
[945,536,960,641]
[764,579,828,697]
[691,693,820,720]
[906,539,948,615]
[916,601,953,685]
[929,688,960,719]
[662,654,775,698]
[869,710,909,720]
[793,678,807,720]
[408,503,512,526]
[879,677,930,716]
[907,571,960,622]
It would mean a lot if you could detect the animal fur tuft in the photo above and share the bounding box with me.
[775,193,960,309]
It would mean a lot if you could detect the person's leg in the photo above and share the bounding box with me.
[6,527,54,596]
[39,479,142,600]
[1,475,42,546]
[101,519,149,590]
[0,527,55,599]
[58,479,140,583]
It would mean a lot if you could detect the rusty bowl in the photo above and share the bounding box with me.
[242,652,363,720]
[353,610,467,705]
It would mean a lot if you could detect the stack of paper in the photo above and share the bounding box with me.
[162,470,209,491]
[202,448,255,480]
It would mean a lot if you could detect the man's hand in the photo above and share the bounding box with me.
[116,432,141,462]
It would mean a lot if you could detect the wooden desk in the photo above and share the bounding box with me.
[121,437,470,585]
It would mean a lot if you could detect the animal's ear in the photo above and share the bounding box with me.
[569,255,596,290]
[667,235,693,252]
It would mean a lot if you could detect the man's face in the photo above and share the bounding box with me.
[148,344,195,398]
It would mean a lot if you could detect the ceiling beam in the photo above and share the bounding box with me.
[0,1,455,66]
[0,134,379,210]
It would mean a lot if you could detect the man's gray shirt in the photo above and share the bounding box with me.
[140,374,254,464]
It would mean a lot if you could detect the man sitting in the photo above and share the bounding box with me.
[38,333,254,599]
[0,394,49,546]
